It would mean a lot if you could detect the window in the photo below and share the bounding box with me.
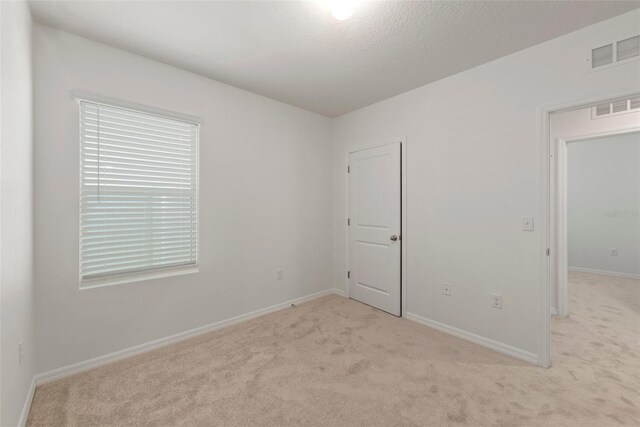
[79,100,199,287]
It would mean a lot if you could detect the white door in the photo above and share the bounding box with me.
[348,142,401,316]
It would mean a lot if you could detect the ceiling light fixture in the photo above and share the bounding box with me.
[329,1,359,21]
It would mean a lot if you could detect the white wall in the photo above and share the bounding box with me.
[1,1,36,425]
[550,106,640,309]
[567,132,640,276]
[331,9,640,359]
[33,25,333,374]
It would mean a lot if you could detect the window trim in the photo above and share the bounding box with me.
[72,90,201,126]
[80,265,200,290]
[75,91,200,289]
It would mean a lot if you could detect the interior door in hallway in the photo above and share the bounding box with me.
[348,142,401,316]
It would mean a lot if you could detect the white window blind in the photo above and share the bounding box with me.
[80,101,198,284]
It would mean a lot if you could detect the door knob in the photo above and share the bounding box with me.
[390,235,398,241]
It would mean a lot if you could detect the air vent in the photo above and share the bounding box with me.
[612,99,628,114]
[588,34,640,72]
[592,95,640,119]
[616,35,640,61]
[591,44,613,68]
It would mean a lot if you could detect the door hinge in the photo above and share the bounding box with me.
[347,165,350,173]
[347,271,350,279]
[347,218,350,226]
[546,248,550,256]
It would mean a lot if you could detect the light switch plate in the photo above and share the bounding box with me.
[521,216,534,231]
[492,293,503,309]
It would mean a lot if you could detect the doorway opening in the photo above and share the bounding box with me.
[545,93,639,367]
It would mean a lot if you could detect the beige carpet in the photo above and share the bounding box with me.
[27,272,640,426]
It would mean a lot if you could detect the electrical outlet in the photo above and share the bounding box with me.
[492,294,503,309]
[443,283,451,296]
[276,268,284,280]
[610,248,618,256]
[18,339,24,366]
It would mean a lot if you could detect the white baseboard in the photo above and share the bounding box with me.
[568,267,640,279]
[34,288,337,386]
[332,288,347,298]
[405,312,538,365]
[18,377,36,427]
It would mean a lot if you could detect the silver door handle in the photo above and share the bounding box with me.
[390,235,398,241]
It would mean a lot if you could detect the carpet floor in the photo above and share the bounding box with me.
[27,272,640,426]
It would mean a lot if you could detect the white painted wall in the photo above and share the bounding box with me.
[550,106,640,309]
[33,25,333,374]
[331,9,640,359]
[567,132,640,276]
[1,1,36,425]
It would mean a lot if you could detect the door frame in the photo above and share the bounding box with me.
[539,90,639,368]
[345,137,408,317]
[555,127,640,317]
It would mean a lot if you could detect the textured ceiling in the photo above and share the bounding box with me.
[28,1,640,117]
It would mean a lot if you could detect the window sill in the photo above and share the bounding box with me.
[80,265,199,290]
